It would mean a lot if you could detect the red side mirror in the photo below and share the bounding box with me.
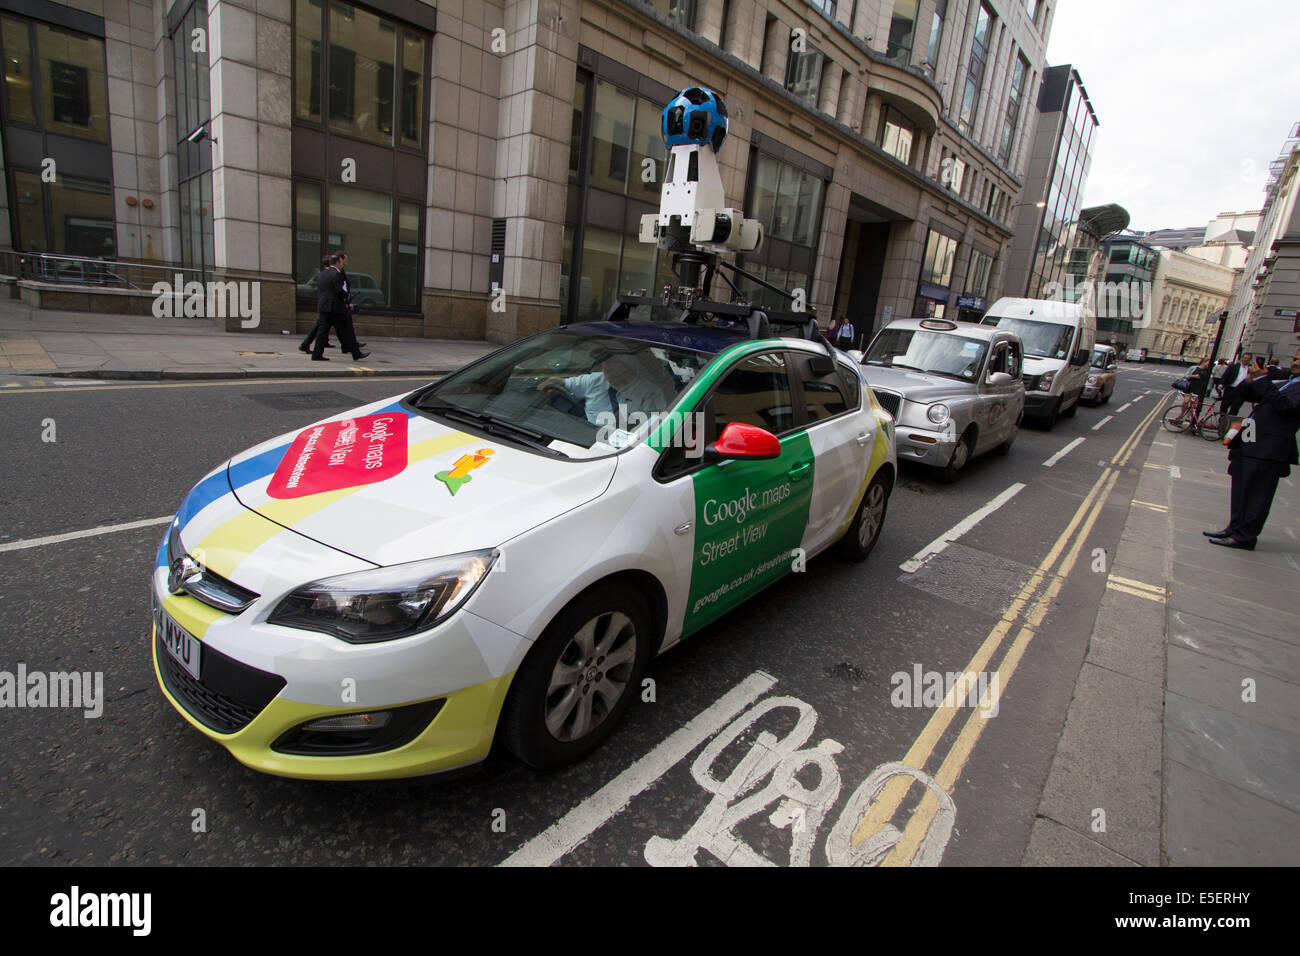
[711,422,780,460]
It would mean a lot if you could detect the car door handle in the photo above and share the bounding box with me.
[856,431,872,445]
[674,521,693,536]
[788,460,812,480]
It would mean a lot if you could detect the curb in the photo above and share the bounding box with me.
[1021,396,1173,866]
[12,366,459,382]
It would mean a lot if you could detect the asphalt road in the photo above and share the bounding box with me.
[0,363,1184,865]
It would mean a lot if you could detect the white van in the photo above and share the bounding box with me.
[980,297,1096,429]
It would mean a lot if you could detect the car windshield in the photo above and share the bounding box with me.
[987,317,1074,359]
[864,328,988,382]
[1091,350,1111,369]
[412,329,711,459]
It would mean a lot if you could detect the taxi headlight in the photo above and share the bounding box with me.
[926,403,951,425]
[1087,374,1099,385]
[268,551,496,643]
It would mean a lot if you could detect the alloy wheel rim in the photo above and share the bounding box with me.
[860,484,885,546]
[545,611,636,742]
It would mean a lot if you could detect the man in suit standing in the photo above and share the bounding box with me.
[1219,352,1253,417]
[1205,347,1300,550]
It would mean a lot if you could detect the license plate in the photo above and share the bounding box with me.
[157,608,202,681]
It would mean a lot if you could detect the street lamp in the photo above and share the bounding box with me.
[1010,200,1047,210]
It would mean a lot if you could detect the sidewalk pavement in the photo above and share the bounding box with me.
[1026,400,1300,865]
[0,297,496,380]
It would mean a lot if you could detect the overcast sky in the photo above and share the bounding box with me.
[1044,0,1300,233]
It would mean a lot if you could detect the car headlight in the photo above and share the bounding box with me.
[1038,370,1056,391]
[1087,374,1099,385]
[268,550,496,643]
[927,403,951,425]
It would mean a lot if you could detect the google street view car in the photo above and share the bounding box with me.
[152,321,897,778]
[150,86,897,779]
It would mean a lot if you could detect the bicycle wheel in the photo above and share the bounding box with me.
[1162,404,1191,433]
[1199,409,1224,441]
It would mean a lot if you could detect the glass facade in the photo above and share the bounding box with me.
[925,0,947,73]
[1027,77,1097,298]
[292,0,429,310]
[1,14,113,255]
[998,55,1028,165]
[921,230,958,287]
[957,3,992,134]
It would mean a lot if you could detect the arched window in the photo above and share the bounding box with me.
[1160,295,1170,324]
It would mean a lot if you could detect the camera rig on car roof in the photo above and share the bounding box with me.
[597,87,827,348]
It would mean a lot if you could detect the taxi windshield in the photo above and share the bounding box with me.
[412,330,710,458]
[1091,350,1111,369]
[864,328,988,382]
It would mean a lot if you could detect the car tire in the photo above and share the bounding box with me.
[1101,387,1111,405]
[1041,397,1060,430]
[1061,392,1078,418]
[835,471,891,561]
[936,431,973,484]
[502,583,653,770]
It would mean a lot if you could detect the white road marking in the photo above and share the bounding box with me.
[1042,437,1085,468]
[899,483,1026,573]
[499,671,777,867]
[0,516,171,554]
[1132,394,1144,402]
[1116,402,1132,412]
[1091,416,1113,431]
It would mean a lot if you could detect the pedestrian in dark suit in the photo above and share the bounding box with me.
[300,255,336,353]
[1205,348,1300,550]
[333,250,366,353]
[310,256,368,361]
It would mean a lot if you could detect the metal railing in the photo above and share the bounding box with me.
[0,250,210,291]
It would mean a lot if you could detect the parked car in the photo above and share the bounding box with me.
[152,321,897,779]
[980,297,1096,429]
[853,317,1025,482]
[1083,345,1119,404]
[1125,347,1147,363]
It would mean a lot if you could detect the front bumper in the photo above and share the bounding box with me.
[893,424,957,467]
[150,574,525,780]
[1024,391,1059,416]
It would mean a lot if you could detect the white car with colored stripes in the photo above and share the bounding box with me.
[151,321,896,779]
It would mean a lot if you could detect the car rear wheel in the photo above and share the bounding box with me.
[835,471,890,561]
[502,584,652,770]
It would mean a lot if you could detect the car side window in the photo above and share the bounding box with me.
[987,343,1008,377]
[795,355,851,424]
[1007,342,1021,377]
[711,352,796,438]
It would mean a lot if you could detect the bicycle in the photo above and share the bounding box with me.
[1162,388,1225,440]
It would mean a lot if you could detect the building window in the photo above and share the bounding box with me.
[1026,0,1042,24]
[806,0,834,17]
[785,45,823,108]
[945,153,967,196]
[172,0,213,275]
[999,54,1028,164]
[1,15,113,255]
[640,0,697,31]
[967,249,993,297]
[921,230,958,287]
[295,0,426,150]
[879,106,916,165]
[750,152,823,247]
[887,1,919,62]
[924,0,947,73]
[957,3,992,134]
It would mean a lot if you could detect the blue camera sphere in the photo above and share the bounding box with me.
[662,87,729,152]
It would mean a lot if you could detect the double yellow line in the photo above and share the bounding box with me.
[850,393,1170,864]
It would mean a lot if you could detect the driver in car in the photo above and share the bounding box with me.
[538,352,678,426]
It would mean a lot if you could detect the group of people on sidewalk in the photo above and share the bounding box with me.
[299,251,370,362]
[1200,348,1300,552]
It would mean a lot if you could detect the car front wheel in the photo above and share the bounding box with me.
[502,584,652,770]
